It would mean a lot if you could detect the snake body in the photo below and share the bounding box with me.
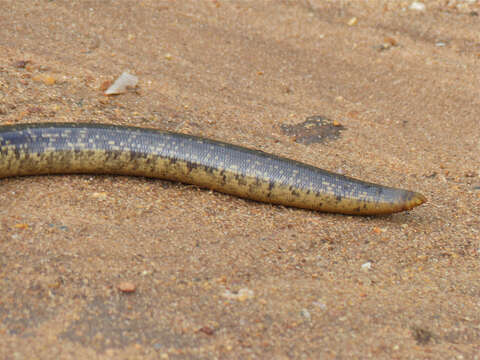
[0,123,426,215]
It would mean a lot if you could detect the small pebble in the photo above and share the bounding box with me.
[92,192,107,200]
[14,60,29,68]
[361,261,372,271]
[300,308,311,320]
[384,37,397,47]
[221,288,254,301]
[409,2,426,11]
[372,226,386,234]
[347,17,358,26]
[32,74,56,85]
[117,281,136,293]
[198,326,215,335]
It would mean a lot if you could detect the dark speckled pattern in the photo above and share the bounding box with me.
[0,123,426,215]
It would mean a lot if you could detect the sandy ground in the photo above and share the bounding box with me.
[1,0,479,358]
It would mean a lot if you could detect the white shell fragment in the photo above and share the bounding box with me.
[409,2,426,11]
[105,72,138,95]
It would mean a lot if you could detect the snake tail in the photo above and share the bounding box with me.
[0,123,426,215]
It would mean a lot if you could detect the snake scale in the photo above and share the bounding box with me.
[0,122,426,215]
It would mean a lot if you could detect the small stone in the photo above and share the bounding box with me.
[117,281,136,293]
[361,261,372,271]
[14,60,30,68]
[27,106,43,114]
[198,326,215,335]
[32,74,56,85]
[384,37,397,47]
[347,17,358,26]
[372,226,386,234]
[409,2,426,11]
[378,37,398,51]
[91,192,107,200]
[237,288,254,301]
[417,255,428,261]
[221,288,254,301]
[300,308,311,320]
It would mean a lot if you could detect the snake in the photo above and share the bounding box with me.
[0,122,426,215]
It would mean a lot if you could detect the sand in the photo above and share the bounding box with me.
[0,0,479,358]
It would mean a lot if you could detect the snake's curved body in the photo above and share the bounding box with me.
[0,123,426,215]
